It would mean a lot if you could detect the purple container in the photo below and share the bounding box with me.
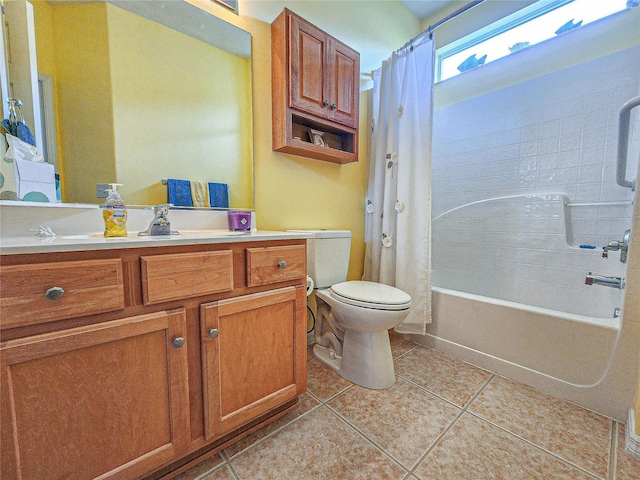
[227,211,252,231]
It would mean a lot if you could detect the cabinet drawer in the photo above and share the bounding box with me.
[0,259,125,329]
[246,245,305,287]
[141,251,233,305]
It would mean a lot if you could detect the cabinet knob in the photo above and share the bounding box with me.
[323,100,329,107]
[208,328,220,339]
[331,103,337,110]
[278,260,287,269]
[172,337,185,348]
[45,286,65,301]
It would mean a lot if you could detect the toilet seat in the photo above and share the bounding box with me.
[329,281,411,311]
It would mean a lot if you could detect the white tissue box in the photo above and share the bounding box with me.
[15,158,58,202]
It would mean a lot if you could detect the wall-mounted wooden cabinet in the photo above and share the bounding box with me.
[272,9,360,164]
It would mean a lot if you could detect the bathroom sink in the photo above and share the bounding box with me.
[175,229,250,237]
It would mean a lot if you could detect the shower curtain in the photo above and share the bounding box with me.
[364,38,435,334]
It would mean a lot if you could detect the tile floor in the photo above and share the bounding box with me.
[175,336,640,480]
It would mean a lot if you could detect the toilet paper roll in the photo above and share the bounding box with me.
[306,276,314,296]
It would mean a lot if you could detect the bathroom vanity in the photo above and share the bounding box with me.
[0,232,308,479]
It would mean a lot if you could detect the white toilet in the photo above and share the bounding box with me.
[300,230,412,389]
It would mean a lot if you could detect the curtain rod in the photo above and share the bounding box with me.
[399,0,486,51]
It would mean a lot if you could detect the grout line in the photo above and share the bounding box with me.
[323,403,410,475]
[391,344,418,361]
[609,421,618,480]
[409,408,466,476]
[408,374,495,476]
[464,410,604,480]
[225,460,241,480]
[223,401,322,462]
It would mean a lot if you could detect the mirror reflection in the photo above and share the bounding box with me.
[3,0,253,208]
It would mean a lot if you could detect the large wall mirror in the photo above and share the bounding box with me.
[1,0,254,209]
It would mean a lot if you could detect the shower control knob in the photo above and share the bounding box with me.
[278,260,287,269]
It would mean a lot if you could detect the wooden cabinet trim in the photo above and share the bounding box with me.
[246,245,306,287]
[0,258,125,329]
[141,250,234,305]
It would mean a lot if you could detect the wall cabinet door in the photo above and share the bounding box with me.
[0,310,190,480]
[327,39,359,128]
[201,286,306,439]
[289,15,359,129]
[289,15,328,119]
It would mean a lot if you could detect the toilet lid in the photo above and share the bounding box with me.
[330,281,412,311]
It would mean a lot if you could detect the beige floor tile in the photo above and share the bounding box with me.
[389,331,417,359]
[414,413,596,480]
[200,465,236,480]
[468,376,611,479]
[394,346,492,407]
[230,406,407,480]
[306,346,353,401]
[616,422,640,479]
[328,376,460,469]
[224,393,320,458]
[173,453,225,480]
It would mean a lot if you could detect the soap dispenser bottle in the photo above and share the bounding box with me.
[103,183,128,237]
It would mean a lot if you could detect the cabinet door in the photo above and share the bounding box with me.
[289,15,328,118]
[1,310,190,480]
[201,286,306,439]
[327,39,359,128]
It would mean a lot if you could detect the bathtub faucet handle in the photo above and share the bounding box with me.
[601,229,631,263]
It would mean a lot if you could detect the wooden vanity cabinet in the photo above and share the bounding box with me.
[1,310,190,480]
[0,239,307,480]
[201,286,306,439]
[272,8,359,164]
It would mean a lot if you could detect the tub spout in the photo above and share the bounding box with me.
[585,272,625,289]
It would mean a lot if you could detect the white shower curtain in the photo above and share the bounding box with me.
[364,38,434,334]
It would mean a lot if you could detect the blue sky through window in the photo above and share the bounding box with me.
[438,0,630,82]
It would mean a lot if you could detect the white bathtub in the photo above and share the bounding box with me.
[405,286,639,421]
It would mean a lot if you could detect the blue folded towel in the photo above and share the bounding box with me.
[208,182,229,208]
[167,179,193,207]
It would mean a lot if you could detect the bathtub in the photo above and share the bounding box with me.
[406,286,639,421]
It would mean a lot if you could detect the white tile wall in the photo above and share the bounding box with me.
[432,46,640,318]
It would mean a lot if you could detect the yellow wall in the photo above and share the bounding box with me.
[37,2,253,206]
[187,0,421,280]
[49,2,116,203]
[106,5,253,206]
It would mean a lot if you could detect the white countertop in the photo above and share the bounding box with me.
[0,230,310,255]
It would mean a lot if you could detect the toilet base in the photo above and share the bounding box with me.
[313,329,396,389]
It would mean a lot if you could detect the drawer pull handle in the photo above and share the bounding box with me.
[208,328,220,339]
[45,287,65,301]
[172,337,185,348]
[278,261,287,269]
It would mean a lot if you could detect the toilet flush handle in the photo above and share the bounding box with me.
[278,260,287,269]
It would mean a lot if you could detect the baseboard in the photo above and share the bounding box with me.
[627,409,640,459]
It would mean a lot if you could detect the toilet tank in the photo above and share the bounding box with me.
[290,230,351,288]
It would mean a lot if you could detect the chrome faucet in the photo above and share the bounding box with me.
[138,204,180,236]
[602,229,631,263]
[585,272,625,290]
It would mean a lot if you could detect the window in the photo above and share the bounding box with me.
[436,0,632,82]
